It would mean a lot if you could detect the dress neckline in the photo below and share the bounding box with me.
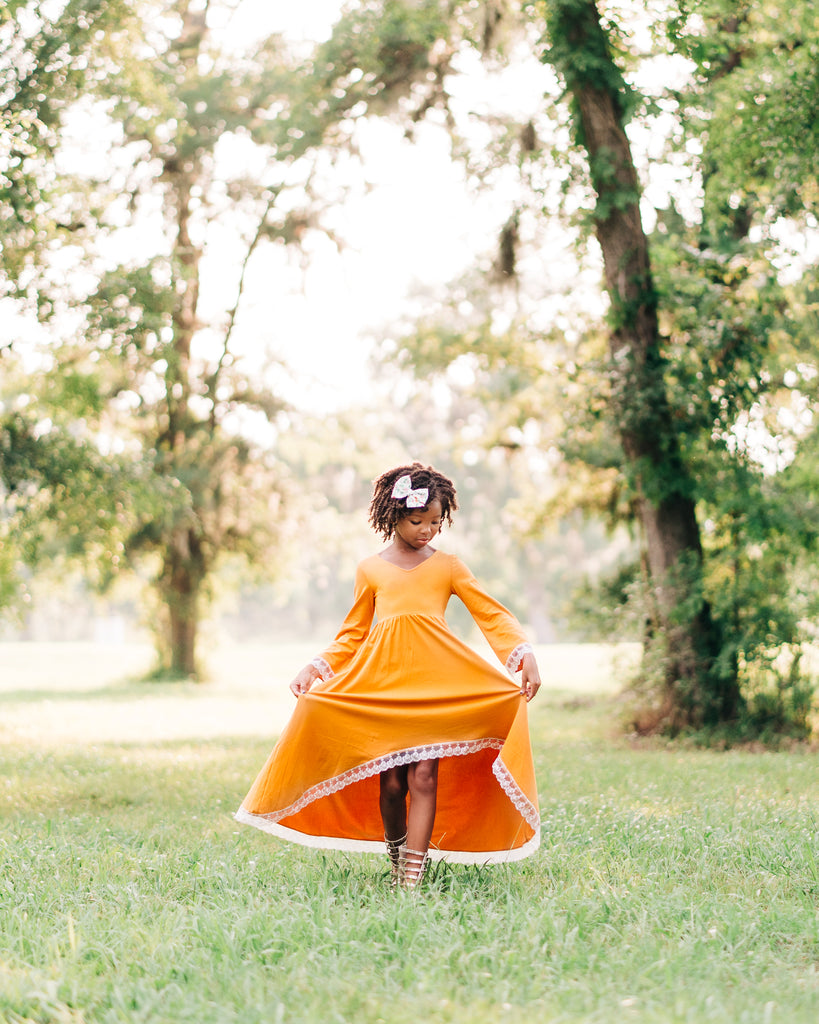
[377,548,440,572]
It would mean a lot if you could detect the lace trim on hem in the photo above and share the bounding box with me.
[238,739,541,839]
[310,657,334,680]
[492,756,541,831]
[505,642,533,674]
[244,739,505,825]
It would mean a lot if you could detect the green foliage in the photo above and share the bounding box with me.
[640,10,819,732]
[592,219,819,737]
[0,408,168,612]
[738,648,817,743]
[313,0,453,109]
[567,557,645,640]
[668,0,819,228]
[0,0,131,295]
[368,0,819,739]
[85,263,176,359]
[4,0,819,734]
[250,0,468,161]
[538,0,639,130]
[1,1,348,675]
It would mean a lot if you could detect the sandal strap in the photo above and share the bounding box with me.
[385,833,407,861]
[385,833,407,891]
[398,844,429,890]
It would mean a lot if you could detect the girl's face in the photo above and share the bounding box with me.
[394,499,443,551]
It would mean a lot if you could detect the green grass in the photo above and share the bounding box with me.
[0,643,817,1023]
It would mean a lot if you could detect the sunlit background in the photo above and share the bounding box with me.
[2,0,818,745]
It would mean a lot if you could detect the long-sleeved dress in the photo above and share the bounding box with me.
[234,549,540,863]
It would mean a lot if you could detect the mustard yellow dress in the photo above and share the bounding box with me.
[235,550,540,863]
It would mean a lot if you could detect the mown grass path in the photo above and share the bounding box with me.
[1,643,817,1023]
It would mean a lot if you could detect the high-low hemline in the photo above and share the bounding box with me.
[233,808,541,865]
[235,552,541,861]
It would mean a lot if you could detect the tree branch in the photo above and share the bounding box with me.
[207,193,278,428]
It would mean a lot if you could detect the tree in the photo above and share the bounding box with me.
[1,0,142,617]
[0,0,131,312]
[312,0,733,726]
[536,0,738,728]
[649,0,819,734]
[3,0,538,671]
[6,0,818,732]
[501,0,818,733]
[1,0,363,676]
[314,0,819,735]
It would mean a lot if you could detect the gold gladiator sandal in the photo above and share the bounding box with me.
[397,844,429,891]
[385,833,407,891]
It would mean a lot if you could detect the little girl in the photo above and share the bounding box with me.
[235,463,542,889]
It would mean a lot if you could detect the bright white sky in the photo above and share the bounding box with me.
[223,116,498,412]
[209,0,551,412]
[2,0,549,418]
[3,1,696,418]
[213,2,699,413]
[4,1,810,472]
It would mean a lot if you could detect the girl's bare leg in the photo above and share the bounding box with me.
[379,765,409,841]
[406,758,438,851]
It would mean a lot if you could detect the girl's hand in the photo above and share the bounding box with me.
[519,652,542,702]
[289,664,320,698]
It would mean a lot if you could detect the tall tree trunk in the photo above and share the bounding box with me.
[542,0,741,729]
[159,526,206,679]
[156,6,208,678]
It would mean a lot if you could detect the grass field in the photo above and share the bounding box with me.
[0,642,817,1024]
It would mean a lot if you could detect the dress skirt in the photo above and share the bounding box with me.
[235,551,541,863]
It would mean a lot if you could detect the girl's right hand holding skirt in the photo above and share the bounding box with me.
[289,663,321,697]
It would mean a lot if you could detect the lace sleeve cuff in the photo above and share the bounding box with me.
[505,643,533,675]
[310,657,334,681]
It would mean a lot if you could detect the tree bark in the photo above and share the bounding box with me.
[543,0,741,729]
[160,527,206,679]
[155,6,208,678]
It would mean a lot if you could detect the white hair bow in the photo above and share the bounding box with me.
[391,474,429,508]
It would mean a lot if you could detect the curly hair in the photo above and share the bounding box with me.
[368,462,458,541]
